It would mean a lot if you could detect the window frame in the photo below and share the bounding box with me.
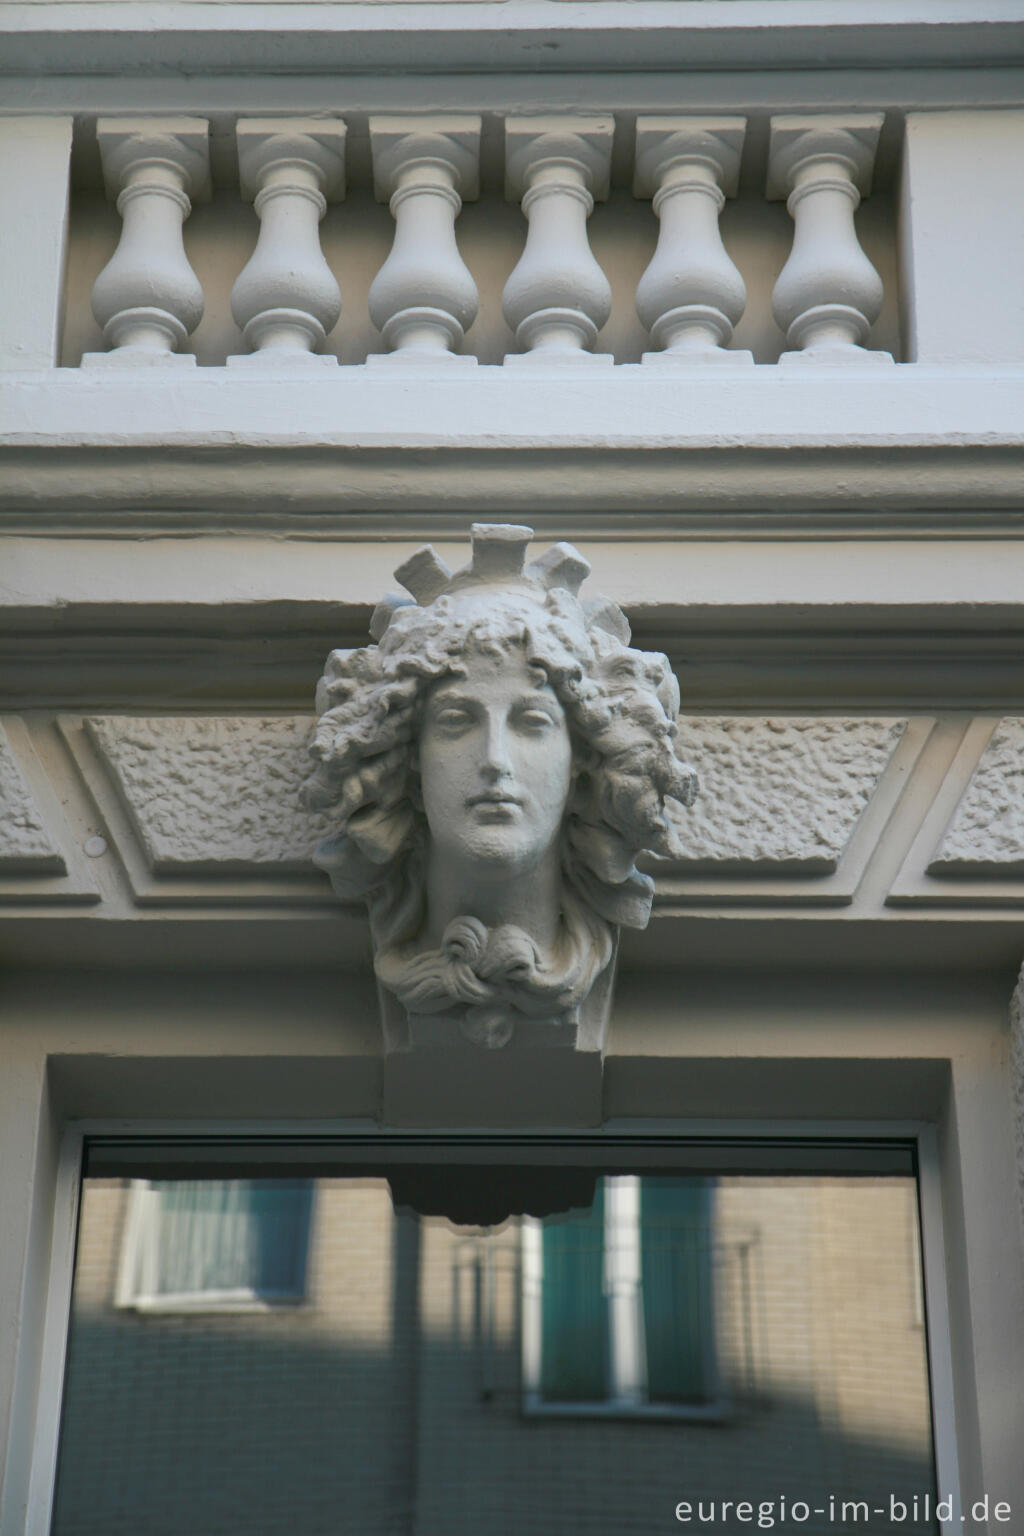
[24,1118,963,1536]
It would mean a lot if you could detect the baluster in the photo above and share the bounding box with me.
[86,117,209,365]
[767,114,893,364]
[634,117,751,365]
[502,115,614,365]
[367,115,480,363]
[228,118,345,367]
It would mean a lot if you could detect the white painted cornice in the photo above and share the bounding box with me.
[3,4,1024,79]
[2,366,1023,516]
[3,71,1024,122]
[6,534,1024,716]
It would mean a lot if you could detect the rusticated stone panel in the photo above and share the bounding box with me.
[931,718,1024,873]
[86,714,907,881]
[87,717,331,872]
[666,717,906,872]
[0,723,64,871]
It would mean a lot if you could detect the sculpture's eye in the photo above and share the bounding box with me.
[433,706,474,732]
[517,707,559,732]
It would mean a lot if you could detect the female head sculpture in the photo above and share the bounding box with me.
[302,524,698,1049]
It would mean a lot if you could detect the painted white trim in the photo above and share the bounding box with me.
[24,1126,83,1536]
[917,1125,964,1536]
[6,366,1024,451]
[5,367,1023,521]
[3,67,1023,120]
[4,3,1023,81]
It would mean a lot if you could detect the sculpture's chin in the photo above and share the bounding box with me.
[441,825,543,868]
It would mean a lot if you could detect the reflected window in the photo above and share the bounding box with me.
[116,1179,313,1311]
[522,1175,717,1415]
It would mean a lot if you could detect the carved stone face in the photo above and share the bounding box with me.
[418,645,573,874]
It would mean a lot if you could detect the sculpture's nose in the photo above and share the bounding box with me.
[480,710,513,780]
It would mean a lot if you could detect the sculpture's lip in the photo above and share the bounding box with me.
[467,791,522,808]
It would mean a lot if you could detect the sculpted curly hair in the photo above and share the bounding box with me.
[302,535,697,1045]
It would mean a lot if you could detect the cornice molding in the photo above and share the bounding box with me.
[4,4,1024,79]
[3,367,1024,514]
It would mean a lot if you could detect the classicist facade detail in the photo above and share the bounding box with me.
[634,116,750,363]
[25,710,910,896]
[368,116,481,360]
[87,117,211,363]
[502,117,614,361]
[302,524,698,1050]
[230,118,346,362]
[5,12,1024,1530]
[767,114,889,362]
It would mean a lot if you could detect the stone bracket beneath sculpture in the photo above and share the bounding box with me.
[380,1036,606,1127]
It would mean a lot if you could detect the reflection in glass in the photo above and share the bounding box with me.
[53,1168,937,1535]
[116,1180,314,1310]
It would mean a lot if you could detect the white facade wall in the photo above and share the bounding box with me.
[2,4,1024,1533]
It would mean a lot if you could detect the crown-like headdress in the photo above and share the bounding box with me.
[369,523,630,645]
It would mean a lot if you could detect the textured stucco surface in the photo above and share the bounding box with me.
[0,724,61,869]
[668,717,906,871]
[89,714,904,877]
[932,718,1024,872]
[87,717,332,871]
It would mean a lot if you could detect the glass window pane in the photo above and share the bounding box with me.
[53,1159,938,1536]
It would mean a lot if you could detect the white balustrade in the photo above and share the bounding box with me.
[229,119,345,366]
[502,115,614,364]
[87,117,210,365]
[67,108,904,374]
[767,114,891,363]
[634,116,751,365]
[367,116,480,362]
